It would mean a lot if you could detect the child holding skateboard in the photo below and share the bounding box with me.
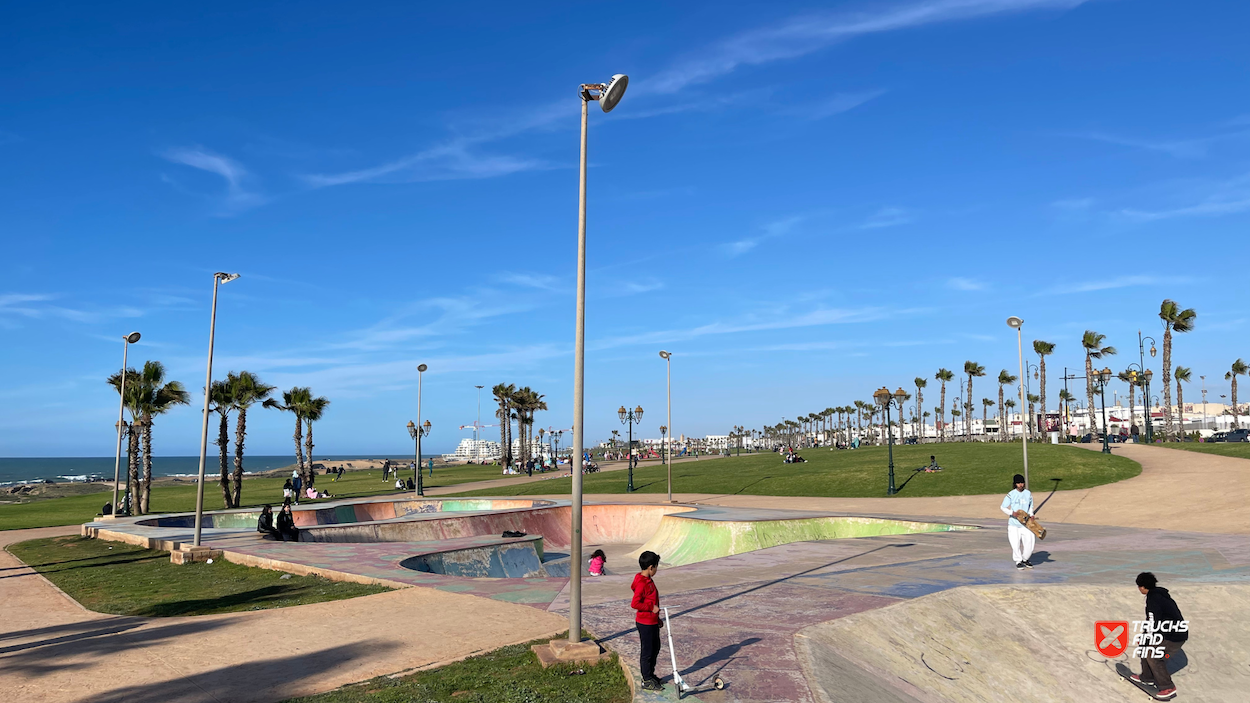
[999,474,1035,570]
[1125,572,1187,700]
[631,550,664,691]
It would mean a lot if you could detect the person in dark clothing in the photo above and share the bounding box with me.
[405,477,415,490]
[1126,572,1186,700]
[276,503,300,542]
[632,550,664,691]
[256,504,280,539]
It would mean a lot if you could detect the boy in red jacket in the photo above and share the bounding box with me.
[632,550,664,691]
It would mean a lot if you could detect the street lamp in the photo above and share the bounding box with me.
[1138,331,1157,442]
[111,331,141,517]
[659,350,672,502]
[1006,317,1030,488]
[874,386,908,495]
[568,72,628,650]
[415,364,428,494]
[407,418,431,496]
[1095,367,1113,454]
[618,405,644,491]
[193,272,239,548]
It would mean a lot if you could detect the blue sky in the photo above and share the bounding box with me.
[2,0,1248,457]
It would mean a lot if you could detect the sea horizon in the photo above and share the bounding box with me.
[0,455,441,486]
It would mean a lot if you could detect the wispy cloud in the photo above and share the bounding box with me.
[161,146,266,213]
[859,206,912,229]
[603,278,665,297]
[502,274,563,292]
[1039,275,1193,296]
[798,89,888,120]
[1118,173,1250,221]
[646,0,1088,95]
[330,295,532,352]
[946,277,986,291]
[724,215,803,256]
[1070,127,1250,159]
[0,293,143,326]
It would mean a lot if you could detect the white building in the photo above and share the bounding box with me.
[444,438,501,460]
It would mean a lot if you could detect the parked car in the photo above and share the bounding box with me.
[1208,431,1229,442]
[1223,429,1250,443]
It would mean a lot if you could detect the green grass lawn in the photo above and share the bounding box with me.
[284,632,629,703]
[6,535,390,616]
[448,443,1141,498]
[1146,442,1250,460]
[0,463,521,531]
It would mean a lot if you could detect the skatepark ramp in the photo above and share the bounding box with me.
[633,514,973,567]
[796,583,1250,703]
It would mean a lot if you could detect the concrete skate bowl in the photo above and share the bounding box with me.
[796,583,1250,703]
[135,498,556,530]
[634,513,975,567]
[398,535,571,578]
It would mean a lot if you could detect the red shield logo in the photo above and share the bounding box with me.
[1096,621,1129,657]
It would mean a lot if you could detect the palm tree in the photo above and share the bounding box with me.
[133,361,189,513]
[1174,366,1192,439]
[107,367,143,514]
[302,392,331,480]
[1118,369,1138,437]
[900,392,912,443]
[914,377,927,441]
[853,400,865,443]
[1158,300,1197,441]
[996,370,1017,443]
[492,383,515,469]
[229,371,274,508]
[209,378,235,508]
[264,387,312,480]
[1058,389,1076,441]
[981,398,994,439]
[935,369,954,442]
[1032,341,1055,436]
[964,361,986,441]
[1227,359,1247,429]
[1082,331,1117,442]
[1005,399,1017,440]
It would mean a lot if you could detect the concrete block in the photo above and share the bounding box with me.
[531,638,611,668]
[170,547,223,564]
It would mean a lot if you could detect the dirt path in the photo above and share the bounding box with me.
[0,527,566,703]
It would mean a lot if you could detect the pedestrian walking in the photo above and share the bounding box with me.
[1000,473,1035,570]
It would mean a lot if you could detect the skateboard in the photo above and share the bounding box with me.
[1014,510,1047,540]
[1116,662,1163,699]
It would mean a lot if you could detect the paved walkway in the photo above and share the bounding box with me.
[0,527,565,703]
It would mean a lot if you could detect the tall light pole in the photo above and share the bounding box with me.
[1006,317,1030,489]
[416,364,428,494]
[874,387,907,495]
[1201,376,1207,431]
[659,350,672,502]
[474,385,484,443]
[111,331,141,516]
[569,73,628,648]
[193,272,239,547]
[1138,331,1157,442]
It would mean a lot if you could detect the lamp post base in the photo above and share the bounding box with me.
[531,638,610,668]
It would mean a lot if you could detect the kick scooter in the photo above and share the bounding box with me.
[661,606,726,698]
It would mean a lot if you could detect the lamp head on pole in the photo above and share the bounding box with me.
[407,420,416,439]
[423,419,431,433]
[873,387,890,406]
[215,272,240,283]
[634,405,644,421]
[618,406,627,422]
[658,350,671,360]
[660,425,667,436]
[1006,316,1023,329]
[417,363,428,373]
[894,387,907,404]
[125,331,141,344]
[1150,344,1157,358]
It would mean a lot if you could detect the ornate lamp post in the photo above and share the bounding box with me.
[1095,366,1113,454]
[874,386,908,495]
[618,405,643,492]
[407,418,431,495]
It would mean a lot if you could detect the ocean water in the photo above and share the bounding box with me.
[0,455,430,485]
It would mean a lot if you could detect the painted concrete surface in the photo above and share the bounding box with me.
[799,583,1250,703]
[0,526,567,703]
